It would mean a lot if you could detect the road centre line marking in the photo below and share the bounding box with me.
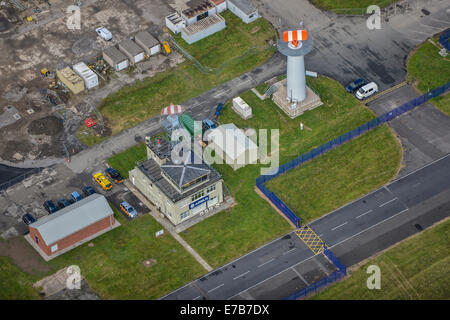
[282,248,296,255]
[329,208,409,249]
[257,258,275,268]
[193,296,201,300]
[233,271,250,280]
[379,197,398,207]
[208,283,224,293]
[356,210,373,219]
[331,222,348,231]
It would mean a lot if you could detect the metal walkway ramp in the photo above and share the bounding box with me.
[295,226,326,255]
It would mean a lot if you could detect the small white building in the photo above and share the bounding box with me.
[72,62,99,90]
[134,31,161,56]
[165,12,186,34]
[103,46,129,72]
[181,13,226,45]
[207,123,258,171]
[180,0,217,26]
[210,0,227,13]
[227,0,259,24]
[118,39,145,65]
[232,96,253,119]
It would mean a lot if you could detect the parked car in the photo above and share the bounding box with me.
[345,78,366,93]
[202,119,217,132]
[70,191,83,202]
[58,198,72,209]
[95,27,112,41]
[120,201,137,218]
[93,172,113,191]
[355,82,379,100]
[22,213,36,225]
[82,185,96,197]
[43,200,58,214]
[105,168,124,184]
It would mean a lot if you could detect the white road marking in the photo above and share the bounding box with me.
[233,271,250,280]
[379,197,398,207]
[356,210,373,219]
[193,295,201,300]
[429,17,450,25]
[409,30,431,35]
[331,222,348,231]
[329,208,409,249]
[420,22,446,30]
[257,258,275,268]
[282,248,297,255]
[291,267,309,285]
[208,283,224,293]
[413,182,421,188]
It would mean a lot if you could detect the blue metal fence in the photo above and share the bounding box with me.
[284,270,346,300]
[256,82,450,227]
[439,29,450,51]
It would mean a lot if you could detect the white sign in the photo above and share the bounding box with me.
[155,229,164,237]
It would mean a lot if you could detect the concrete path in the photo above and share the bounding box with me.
[125,180,213,272]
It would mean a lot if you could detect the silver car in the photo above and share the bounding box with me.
[95,27,112,41]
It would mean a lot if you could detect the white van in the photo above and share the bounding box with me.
[355,82,378,100]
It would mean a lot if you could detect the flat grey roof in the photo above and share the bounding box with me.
[135,31,160,49]
[229,0,257,15]
[30,194,113,245]
[103,46,128,64]
[118,39,144,57]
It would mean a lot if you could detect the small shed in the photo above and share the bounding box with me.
[103,46,129,71]
[56,67,85,95]
[181,0,217,25]
[211,0,227,13]
[72,62,99,90]
[28,194,117,259]
[135,31,161,56]
[118,39,145,64]
[181,13,226,45]
[227,0,259,24]
[232,96,253,119]
[166,12,186,34]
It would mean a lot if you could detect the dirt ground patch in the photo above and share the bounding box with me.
[0,237,50,275]
[28,116,63,136]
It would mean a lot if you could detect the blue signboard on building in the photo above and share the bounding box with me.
[189,195,210,210]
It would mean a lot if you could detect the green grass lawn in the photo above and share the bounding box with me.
[313,219,450,299]
[180,76,390,268]
[408,36,450,116]
[310,0,395,11]
[107,143,147,179]
[47,207,205,299]
[266,125,402,223]
[78,11,276,146]
[0,256,42,299]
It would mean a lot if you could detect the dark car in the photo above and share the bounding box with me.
[22,213,36,225]
[70,191,83,202]
[43,200,58,214]
[105,168,124,184]
[57,198,72,209]
[82,185,96,197]
[345,78,366,93]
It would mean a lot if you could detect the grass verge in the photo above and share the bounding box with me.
[313,218,450,299]
[0,256,42,299]
[266,125,402,223]
[47,207,205,299]
[180,76,386,268]
[407,36,450,116]
[107,143,147,179]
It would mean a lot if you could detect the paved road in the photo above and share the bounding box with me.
[162,154,450,300]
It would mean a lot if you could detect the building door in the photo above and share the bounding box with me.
[35,235,39,244]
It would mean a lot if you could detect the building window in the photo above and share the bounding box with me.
[51,244,58,253]
[180,211,190,220]
[206,184,216,194]
[35,235,39,244]
[191,190,205,202]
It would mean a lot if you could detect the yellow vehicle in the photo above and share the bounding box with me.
[41,68,50,77]
[93,172,113,191]
[162,41,171,55]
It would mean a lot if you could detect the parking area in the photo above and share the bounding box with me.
[0,160,145,239]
